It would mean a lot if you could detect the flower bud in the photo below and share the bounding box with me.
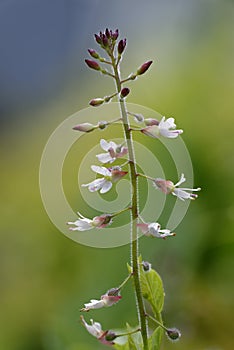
[105,331,117,341]
[166,328,181,342]
[85,59,101,71]
[120,87,130,98]
[88,49,99,59]
[134,113,144,123]
[102,35,108,47]
[105,28,110,38]
[112,29,119,40]
[142,261,152,272]
[104,95,112,102]
[94,34,102,44]
[144,118,159,126]
[118,38,127,55]
[98,121,108,130]
[137,60,153,75]
[89,98,104,107]
[72,123,95,132]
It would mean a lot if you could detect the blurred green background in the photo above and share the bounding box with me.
[1,0,233,349]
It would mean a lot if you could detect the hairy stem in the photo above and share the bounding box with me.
[110,54,148,350]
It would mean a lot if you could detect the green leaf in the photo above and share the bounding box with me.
[148,327,164,350]
[127,262,132,274]
[139,263,164,315]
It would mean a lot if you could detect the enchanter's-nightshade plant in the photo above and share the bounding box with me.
[69,28,201,349]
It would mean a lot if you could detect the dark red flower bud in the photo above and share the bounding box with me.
[120,87,130,98]
[112,29,119,40]
[94,34,102,44]
[88,49,99,59]
[102,35,108,47]
[85,59,100,71]
[118,38,127,55]
[137,60,153,75]
[105,28,110,38]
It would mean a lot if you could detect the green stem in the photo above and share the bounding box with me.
[146,313,167,331]
[111,206,131,218]
[117,273,133,290]
[110,53,148,350]
[138,172,156,182]
[115,327,141,338]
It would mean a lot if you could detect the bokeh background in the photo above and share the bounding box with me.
[1,0,233,349]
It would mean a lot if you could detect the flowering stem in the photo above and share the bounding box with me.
[111,206,131,218]
[137,173,156,182]
[110,53,148,350]
[146,313,167,331]
[120,75,136,84]
[117,273,133,290]
[115,327,141,338]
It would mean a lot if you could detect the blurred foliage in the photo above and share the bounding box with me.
[0,1,233,350]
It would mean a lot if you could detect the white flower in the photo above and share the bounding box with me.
[154,173,201,201]
[81,289,122,312]
[172,173,201,200]
[67,212,112,231]
[137,222,175,239]
[141,116,183,139]
[82,165,127,194]
[96,139,128,164]
[80,316,115,346]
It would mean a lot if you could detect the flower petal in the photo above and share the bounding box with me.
[159,117,176,129]
[172,188,191,200]
[175,173,186,187]
[91,165,111,176]
[159,129,183,138]
[81,317,102,338]
[82,299,105,311]
[82,178,105,192]
[100,181,112,194]
[68,220,93,231]
[96,153,114,163]
[100,139,110,151]
[148,222,161,236]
